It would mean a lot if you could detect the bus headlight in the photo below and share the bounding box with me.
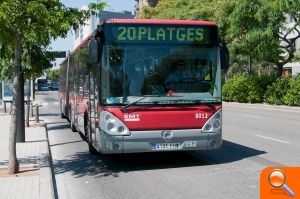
[100,111,130,136]
[213,120,220,129]
[205,124,212,131]
[118,126,125,133]
[107,122,114,131]
[202,109,222,133]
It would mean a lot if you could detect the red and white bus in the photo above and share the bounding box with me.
[59,19,229,154]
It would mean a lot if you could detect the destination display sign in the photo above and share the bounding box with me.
[105,24,218,45]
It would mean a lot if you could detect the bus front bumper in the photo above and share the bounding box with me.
[96,129,222,154]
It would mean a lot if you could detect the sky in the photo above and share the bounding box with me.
[50,0,136,68]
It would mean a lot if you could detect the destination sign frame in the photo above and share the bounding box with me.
[104,23,218,45]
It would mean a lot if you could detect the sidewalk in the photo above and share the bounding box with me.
[0,107,54,199]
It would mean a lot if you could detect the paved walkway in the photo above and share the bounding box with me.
[0,106,54,199]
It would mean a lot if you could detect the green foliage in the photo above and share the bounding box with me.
[0,0,106,79]
[256,75,277,92]
[223,74,300,106]
[244,77,264,103]
[222,75,251,103]
[283,75,300,106]
[46,69,60,81]
[0,59,13,80]
[22,44,55,78]
[142,0,300,76]
[293,51,300,62]
[141,0,216,21]
[264,77,291,105]
[223,75,276,103]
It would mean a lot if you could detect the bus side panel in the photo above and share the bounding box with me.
[68,55,75,120]
[59,61,68,117]
[77,43,90,134]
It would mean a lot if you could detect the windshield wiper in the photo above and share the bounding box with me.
[121,97,219,111]
[121,95,161,111]
[151,98,221,108]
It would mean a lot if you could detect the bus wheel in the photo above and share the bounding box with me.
[85,116,99,155]
[70,111,77,132]
[60,100,66,118]
[67,106,71,122]
[88,142,99,155]
[84,113,89,139]
[69,110,76,132]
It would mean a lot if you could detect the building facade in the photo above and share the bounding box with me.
[134,0,159,18]
[283,15,300,76]
[73,9,134,50]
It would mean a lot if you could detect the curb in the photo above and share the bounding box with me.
[39,123,58,199]
[223,102,300,111]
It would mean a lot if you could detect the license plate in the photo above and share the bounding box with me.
[152,143,182,150]
[185,141,197,148]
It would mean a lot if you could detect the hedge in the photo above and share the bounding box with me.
[222,75,276,103]
[283,75,300,106]
[222,74,300,106]
[264,77,290,105]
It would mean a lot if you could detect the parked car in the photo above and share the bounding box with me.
[50,81,59,91]
[36,79,49,91]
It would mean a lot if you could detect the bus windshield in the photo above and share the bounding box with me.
[101,25,221,105]
[101,45,222,105]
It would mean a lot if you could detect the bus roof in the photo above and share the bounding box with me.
[60,19,217,66]
[103,18,217,26]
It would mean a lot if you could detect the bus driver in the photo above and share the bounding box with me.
[165,60,193,85]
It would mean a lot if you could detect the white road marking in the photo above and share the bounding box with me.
[255,134,291,144]
[239,114,264,119]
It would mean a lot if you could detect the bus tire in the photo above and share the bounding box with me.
[84,112,88,139]
[71,119,77,132]
[67,106,71,122]
[60,101,66,118]
[88,142,99,155]
[70,110,77,132]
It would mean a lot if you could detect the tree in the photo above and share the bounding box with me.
[0,0,106,174]
[46,69,60,81]
[222,0,300,76]
[141,0,300,76]
[141,0,216,21]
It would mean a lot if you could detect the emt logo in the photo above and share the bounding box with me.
[124,114,140,122]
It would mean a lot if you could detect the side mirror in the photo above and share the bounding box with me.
[88,38,100,65]
[220,45,230,69]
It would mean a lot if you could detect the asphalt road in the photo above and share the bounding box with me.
[37,91,300,199]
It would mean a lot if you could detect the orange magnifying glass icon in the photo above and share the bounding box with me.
[269,169,295,197]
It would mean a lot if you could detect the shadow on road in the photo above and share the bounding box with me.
[53,151,208,178]
[50,140,84,147]
[0,156,43,167]
[47,123,70,131]
[194,140,266,164]
[52,139,266,179]
[39,113,60,117]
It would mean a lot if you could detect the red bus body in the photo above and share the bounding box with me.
[60,19,224,154]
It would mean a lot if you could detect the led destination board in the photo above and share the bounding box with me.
[105,24,218,45]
